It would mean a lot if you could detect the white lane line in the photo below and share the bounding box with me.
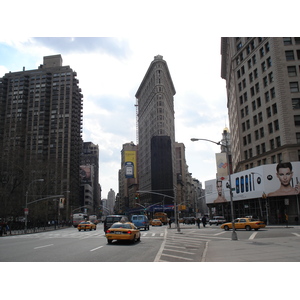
[292,233,300,237]
[90,246,103,252]
[154,228,167,262]
[34,244,53,249]
[249,232,258,240]
[164,248,195,255]
[160,253,193,261]
[214,231,227,236]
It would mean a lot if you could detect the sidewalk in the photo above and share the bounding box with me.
[203,234,300,262]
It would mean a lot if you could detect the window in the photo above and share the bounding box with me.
[257,97,261,107]
[256,145,260,155]
[261,61,266,72]
[266,107,272,118]
[268,72,274,83]
[265,42,270,53]
[292,98,300,109]
[294,115,300,126]
[254,68,258,79]
[253,115,258,125]
[288,66,297,76]
[268,122,273,133]
[285,50,295,61]
[290,82,299,93]
[270,139,275,150]
[270,87,276,99]
[265,91,270,102]
[260,47,265,57]
[296,132,300,143]
[252,100,256,111]
[295,37,300,45]
[283,37,292,45]
[276,136,281,147]
[267,57,272,68]
[274,120,279,131]
[258,112,263,122]
[255,130,259,140]
[263,76,268,87]
[272,103,278,114]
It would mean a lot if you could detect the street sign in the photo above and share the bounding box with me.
[24,208,29,215]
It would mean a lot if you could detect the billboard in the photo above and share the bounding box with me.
[216,152,228,180]
[205,161,300,204]
[80,165,93,184]
[124,151,137,178]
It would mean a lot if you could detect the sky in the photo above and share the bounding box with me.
[0,36,228,198]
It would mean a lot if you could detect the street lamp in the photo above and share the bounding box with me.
[191,132,238,240]
[25,178,44,234]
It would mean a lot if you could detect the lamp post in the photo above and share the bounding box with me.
[191,133,238,240]
[25,178,44,234]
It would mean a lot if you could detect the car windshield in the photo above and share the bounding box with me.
[111,223,131,229]
[80,222,88,224]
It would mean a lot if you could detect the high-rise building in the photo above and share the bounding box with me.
[135,55,176,206]
[0,55,83,222]
[81,142,101,215]
[221,37,300,172]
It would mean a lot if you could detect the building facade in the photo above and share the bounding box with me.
[219,37,300,224]
[81,142,101,215]
[221,37,300,172]
[135,55,176,208]
[0,55,83,223]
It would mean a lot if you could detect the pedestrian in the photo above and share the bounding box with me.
[196,218,200,228]
[202,216,207,227]
[168,218,172,228]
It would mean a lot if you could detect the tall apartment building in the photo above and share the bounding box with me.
[221,37,300,172]
[135,55,176,207]
[118,142,138,213]
[0,55,83,222]
[81,142,101,215]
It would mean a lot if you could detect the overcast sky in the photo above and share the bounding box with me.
[0,36,228,198]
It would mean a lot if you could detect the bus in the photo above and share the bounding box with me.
[72,213,88,227]
[153,212,168,225]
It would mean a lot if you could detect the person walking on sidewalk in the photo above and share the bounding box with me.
[196,218,201,228]
[168,218,172,228]
[202,216,207,228]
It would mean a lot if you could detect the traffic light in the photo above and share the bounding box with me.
[135,193,140,202]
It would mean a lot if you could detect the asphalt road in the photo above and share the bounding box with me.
[1,223,300,262]
[0,223,166,262]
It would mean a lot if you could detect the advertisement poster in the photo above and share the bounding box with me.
[124,151,137,178]
[205,161,300,204]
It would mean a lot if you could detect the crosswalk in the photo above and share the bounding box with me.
[4,230,167,239]
[156,229,229,262]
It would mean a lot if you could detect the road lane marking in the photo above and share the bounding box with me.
[160,253,193,261]
[164,248,195,255]
[90,246,103,252]
[214,231,227,236]
[292,233,300,237]
[154,228,167,262]
[34,244,53,249]
[249,232,258,240]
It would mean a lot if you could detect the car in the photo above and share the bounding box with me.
[104,215,129,232]
[105,222,141,244]
[151,219,162,226]
[209,216,226,225]
[131,215,150,230]
[77,221,97,231]
[184,217,195,224]
[220,217,266,231]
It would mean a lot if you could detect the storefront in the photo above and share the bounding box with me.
[205,162,300,225]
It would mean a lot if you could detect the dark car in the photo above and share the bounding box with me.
[104,215,128,232]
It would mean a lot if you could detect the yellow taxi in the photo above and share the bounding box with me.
[151,219,162,226]
[220,217,266,231]
[77,221,97,231]
[105,222,141,244]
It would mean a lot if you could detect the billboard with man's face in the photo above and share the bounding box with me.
[205,161,300,204]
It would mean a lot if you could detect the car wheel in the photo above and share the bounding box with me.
[137,235,140,242]
[90,228,92,231]
[254,228,259,231]
[78,229,81,231]
[107,239,112,244]
[224,225,229,231]
[245,225,252,231]
[132,235,136,243]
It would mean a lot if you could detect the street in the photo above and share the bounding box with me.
[1,223,300,262]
